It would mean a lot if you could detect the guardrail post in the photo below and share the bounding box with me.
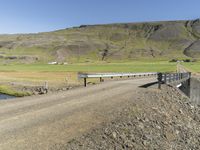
[157,73,162,89]
[171,74,173,81]
[178,73,179,80]
[178,73,180,80]
[173,74,175,81]
[84,78,87,87]
[164,74,167,83]
[172,74,174,81]
[189,72,191,78]
[44,81,48,93]
[177,73,179,80]
[188,72,191,86]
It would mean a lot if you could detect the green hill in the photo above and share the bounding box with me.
[1,19,200,64]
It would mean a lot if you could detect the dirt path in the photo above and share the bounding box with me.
[0,78,156,150]
[177,63,200,79]
[177,63,188,73]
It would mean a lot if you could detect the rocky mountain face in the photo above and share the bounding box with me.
[1,19,200,63]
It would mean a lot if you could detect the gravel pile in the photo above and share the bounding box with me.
[64,85,200,150]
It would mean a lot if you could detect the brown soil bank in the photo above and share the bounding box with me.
[64,85,200,150]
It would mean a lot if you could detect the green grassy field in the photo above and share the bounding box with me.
[182,62,200,73]
[0,61,176,72]
[0,61,177,96]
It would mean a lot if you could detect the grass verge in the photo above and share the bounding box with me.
[0,85,31,97]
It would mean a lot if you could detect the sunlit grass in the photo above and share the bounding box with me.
[0,85,31,97]
[0,61,176,72]
[0,61,176,86]
[182,62,200,73]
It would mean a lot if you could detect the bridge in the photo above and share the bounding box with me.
[78,71,191,89]
[157,72,191,88]
[0,70,192,149]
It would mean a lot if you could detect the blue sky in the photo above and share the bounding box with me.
[0,0,199,34]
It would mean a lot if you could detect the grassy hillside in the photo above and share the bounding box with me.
[1,19,200,64]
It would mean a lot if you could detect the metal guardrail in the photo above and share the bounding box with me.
[157,72,191,89]
[78,72,191,88]
[78,72,157,87]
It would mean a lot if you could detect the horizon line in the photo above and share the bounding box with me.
[0,17,198,35]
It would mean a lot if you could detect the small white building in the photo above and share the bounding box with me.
[48,61,58,65]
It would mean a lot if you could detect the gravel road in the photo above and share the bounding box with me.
[0,77,156,150]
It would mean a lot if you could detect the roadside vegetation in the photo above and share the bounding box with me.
[182,62,200,73]
[0,61,177,96]
[0,85,31,97]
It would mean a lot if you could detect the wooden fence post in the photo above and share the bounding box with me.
[44,81,48,93]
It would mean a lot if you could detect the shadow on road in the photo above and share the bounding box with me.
[139,81,158,88]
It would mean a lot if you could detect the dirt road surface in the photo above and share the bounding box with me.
[0,78,156,150]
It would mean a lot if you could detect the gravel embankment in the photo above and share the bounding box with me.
[64,85,200,150]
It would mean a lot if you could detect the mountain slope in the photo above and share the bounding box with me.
[0,19,200,63]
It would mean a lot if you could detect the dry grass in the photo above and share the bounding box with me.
[0,72,80,87]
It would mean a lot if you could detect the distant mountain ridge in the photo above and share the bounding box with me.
[0,19,200,63]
